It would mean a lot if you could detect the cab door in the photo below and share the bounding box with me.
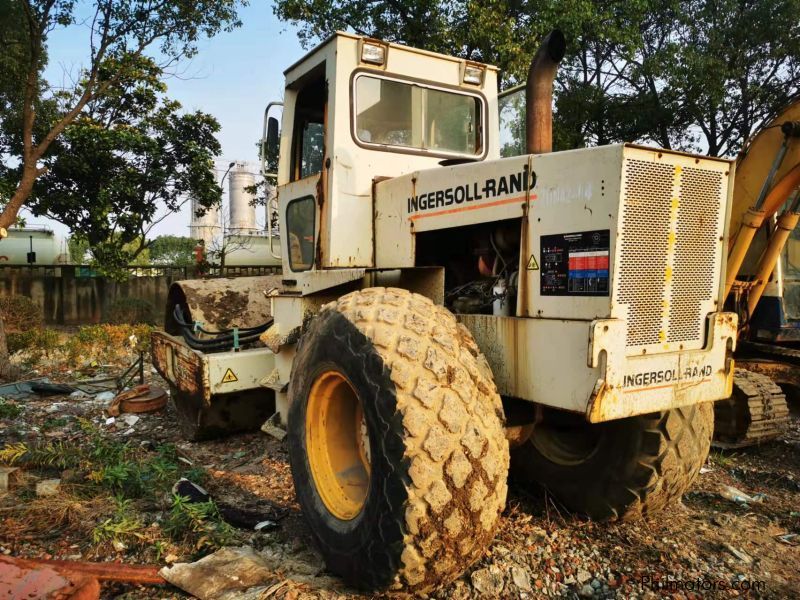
[278,69,327,275]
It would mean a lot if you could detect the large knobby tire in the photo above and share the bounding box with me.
[287,288,509,593]
[511,403,713,520]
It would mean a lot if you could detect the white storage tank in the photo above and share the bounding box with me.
[189,195,220,247]
[224,232,282,267]
[0,227,68,264]
[229,164,257,232]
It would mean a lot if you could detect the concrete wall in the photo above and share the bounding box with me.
[0,266,179,325]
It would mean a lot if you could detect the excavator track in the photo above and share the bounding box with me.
[739,340,800,366]
[713,368,790,448]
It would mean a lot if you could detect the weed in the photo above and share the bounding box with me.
[92,496,147,549]
[0,295,42,332]
[0,398,22,419]
[165,493,236,551]
[712,451,737,468]
[41,417,70,431]
[1,419,238,557]
[105,298,156,325]
[0,440,82,469]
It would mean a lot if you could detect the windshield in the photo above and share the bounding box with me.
[499,86,526,158]
[354,75,481,155]
[782,226,800,320]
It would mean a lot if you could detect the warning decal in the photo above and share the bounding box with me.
[540,229,610,297]
[526,254,539,270]
[221,368,238,384]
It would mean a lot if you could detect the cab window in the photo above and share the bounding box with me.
[353,74,482,156]
[287,196,315,272]
[292,74,326,181]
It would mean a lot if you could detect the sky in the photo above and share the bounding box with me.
[22,1,307,241]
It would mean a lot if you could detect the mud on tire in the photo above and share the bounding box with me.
[512,403,713,520]
[287,288,509,592]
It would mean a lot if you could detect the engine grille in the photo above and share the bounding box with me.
[616,158,723,350]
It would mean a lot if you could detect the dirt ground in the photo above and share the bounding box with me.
[1,358,799,599]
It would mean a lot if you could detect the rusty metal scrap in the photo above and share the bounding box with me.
[0,555,166,586]
[0,556,101,599]
[106,384,168,417]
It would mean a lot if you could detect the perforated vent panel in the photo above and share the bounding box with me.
[616,158,724,351]
[617,160,673,347]
[669,168,722,342]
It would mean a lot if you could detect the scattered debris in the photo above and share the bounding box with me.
[172,478,286,531]
[35,479,61,497]
[254,520,277,532]
[106,384,167,417]
[260,412,286,441]
[1,555,164,585]
[95,391,115,403]
[510,564,532,592]
[159,546,285,600]
[0,466,20,494]
[719,484,766,504]
[724,543,754,565]
[470,565,505,596]
[0,555,100,600]
[172,478,210,503]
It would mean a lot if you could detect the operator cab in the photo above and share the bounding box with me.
[263,33,500,274]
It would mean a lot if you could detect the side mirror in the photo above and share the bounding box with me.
[267,117,280,160]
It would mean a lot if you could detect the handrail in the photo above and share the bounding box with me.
[261,101,284,261]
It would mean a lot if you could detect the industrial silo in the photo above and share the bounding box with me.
[189,196,220,247]
[229,164,257,232]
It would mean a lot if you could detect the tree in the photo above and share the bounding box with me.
[149,235,197,266]
[67,234,89,263]
[274,0,800,157]
[27,54,223,274]
[0,0,244,233]
[273,0,547,86]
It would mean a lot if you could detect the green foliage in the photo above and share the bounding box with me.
[0,439,82,469]
[165,493,236,551]
[41,416,70,431]
[105,298,156,325]
[149,235,198,266]
[1,0,243,244]
[67,235,90,264]
[6,328,60,357]
[1,426,235,554]
[0,398,22,419]
[92,496,146,546]
[62,323,153,365]
[276,0,800,156]
[0,295,43,333]
[28,54,223,274]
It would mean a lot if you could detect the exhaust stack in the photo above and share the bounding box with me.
[525,30,566,154]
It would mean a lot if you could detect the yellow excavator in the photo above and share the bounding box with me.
[714,96,800,446]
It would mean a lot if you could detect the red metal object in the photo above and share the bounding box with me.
[106,384,168,417]
[0,555,166,598]
[0,556,101,599]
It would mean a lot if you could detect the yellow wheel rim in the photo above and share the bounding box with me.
[306,370,371,520]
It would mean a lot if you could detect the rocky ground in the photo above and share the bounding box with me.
[1,356,799,599]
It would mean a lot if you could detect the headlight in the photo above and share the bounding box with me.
[361,42,386,66]
[463,64,485,85]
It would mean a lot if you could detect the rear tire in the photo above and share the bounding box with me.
[512,403,713,520]
[288,288,509,593]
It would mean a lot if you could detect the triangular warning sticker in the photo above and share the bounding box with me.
[526,254,539,270]
[221,368,238,384]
